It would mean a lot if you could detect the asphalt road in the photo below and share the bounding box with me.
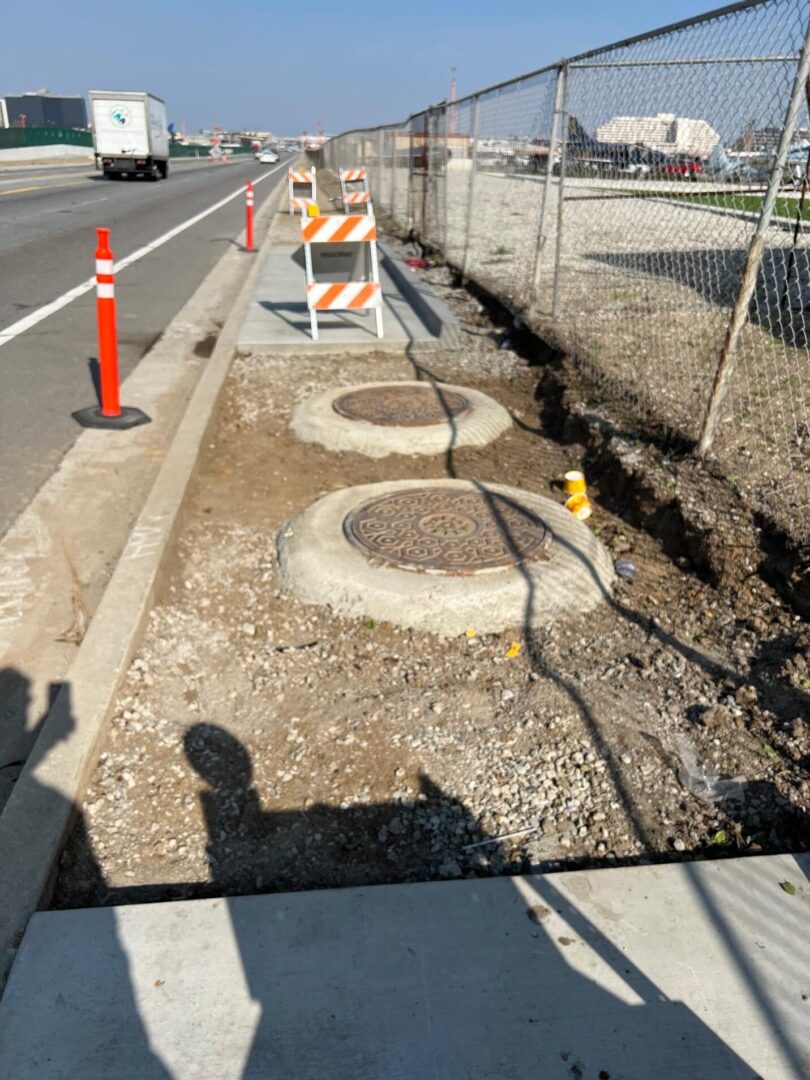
[0,153,292,538]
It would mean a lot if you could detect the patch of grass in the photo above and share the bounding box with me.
[624,189,810,220]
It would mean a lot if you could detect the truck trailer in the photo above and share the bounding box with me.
[89,90,170,180]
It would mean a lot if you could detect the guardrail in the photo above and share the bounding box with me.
[325,0,810,537]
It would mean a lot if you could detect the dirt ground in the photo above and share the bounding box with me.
[55,246,809,910]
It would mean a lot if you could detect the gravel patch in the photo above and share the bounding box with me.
[54,264,809,909]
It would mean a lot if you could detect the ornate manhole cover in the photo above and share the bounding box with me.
[332,384,471,427]
[343,487,552,574]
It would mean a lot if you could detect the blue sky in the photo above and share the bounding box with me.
[2,2,751,134]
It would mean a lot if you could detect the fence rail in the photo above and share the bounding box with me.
[324,0,810,537]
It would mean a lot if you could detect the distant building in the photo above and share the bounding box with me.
[596,112,720,157]
[0,90,87,129]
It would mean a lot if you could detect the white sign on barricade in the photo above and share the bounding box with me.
[300,214,383,342]
[288,167,317,214]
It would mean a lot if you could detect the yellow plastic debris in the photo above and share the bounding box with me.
[506,642,522,659]
[565,492,592,521]
[465,628,477,638]
[563,470,587,495]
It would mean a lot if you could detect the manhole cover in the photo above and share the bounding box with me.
[332,384,471,427]
[343,487,552,574]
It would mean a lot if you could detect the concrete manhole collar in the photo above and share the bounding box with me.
[278,479,616,636]
[332,384,471,427]
[342,487,551,574]
[291,381,511,458]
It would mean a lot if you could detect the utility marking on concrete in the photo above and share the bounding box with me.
[0,160,287,350]
[125,520,167,561]
[0,562,33,626]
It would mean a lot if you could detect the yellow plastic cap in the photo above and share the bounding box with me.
[565,492,592,521]
[563,470,587,495]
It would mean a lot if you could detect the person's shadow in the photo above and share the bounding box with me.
[0,668,171,1079]
[184,722,757,1079]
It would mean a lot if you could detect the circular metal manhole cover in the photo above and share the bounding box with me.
[343,487,552,574]
[332,384,471,428]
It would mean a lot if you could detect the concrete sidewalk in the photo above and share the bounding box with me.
[1,853,807,1078]
[237,204,460,353]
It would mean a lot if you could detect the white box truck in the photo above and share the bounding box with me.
[89,91,170,180]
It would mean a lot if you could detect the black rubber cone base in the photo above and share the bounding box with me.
[72,405,151,430]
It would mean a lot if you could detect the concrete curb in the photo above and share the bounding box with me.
[378,242,462,349]
[0,172,289,990]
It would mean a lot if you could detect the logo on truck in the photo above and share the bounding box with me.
[110,106,131,127]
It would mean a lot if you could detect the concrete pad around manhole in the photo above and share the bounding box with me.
[278,479,615,635]
[291,380,512,458]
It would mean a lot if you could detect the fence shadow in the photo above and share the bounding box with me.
[585,245,810,349]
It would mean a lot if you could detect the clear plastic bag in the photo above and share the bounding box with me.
[673,735,746,805]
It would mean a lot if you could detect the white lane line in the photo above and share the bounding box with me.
[0,160,287,349]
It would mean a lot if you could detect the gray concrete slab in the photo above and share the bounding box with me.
[237,243,456,353]
[2,854,807,1078]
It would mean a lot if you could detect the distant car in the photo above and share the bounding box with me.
[257,148,279,164]
[658,155,703,179]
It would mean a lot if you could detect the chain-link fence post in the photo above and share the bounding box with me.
[425,110,434,242]
[697,21,810,457]
[551,63,570,319]
[377,128,384,206]
[406,122,415,231]
[461,94,481,279]
[442,105,450,255]
[532,64,565,300]
[390,127,398,223]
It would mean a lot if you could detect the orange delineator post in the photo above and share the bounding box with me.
[95,228,120,416]
[245,181,255,252]
[72,227,151,430]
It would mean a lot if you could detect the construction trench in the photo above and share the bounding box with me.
[52,171,808,910]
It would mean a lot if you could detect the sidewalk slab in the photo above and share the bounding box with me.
[1,853,807,1078]
[237,242,459,353]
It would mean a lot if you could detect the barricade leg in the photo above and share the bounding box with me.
[310,309,319,341]
[369,238,384,340]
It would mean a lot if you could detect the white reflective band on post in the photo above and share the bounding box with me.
[96,282,115,299]
[95,259,114,275]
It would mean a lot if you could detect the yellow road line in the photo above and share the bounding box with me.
[0,180,93,197]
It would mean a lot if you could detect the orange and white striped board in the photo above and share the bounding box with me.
[338,165,372,214]
[342,191,372,206]
[302,215,377,244]
[307,282,382,310]
[301,211,383,341]
[288,166,317,215]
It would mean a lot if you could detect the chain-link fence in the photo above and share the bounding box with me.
[325,0,810,537]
